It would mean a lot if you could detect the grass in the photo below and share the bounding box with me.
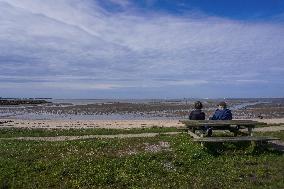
[0,127,180,138]
[254,123,284,128]
[0,131,283,189]
[255,131,284,140]
[0,123,281,138]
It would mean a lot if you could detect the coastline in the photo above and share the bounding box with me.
[0,118,283,129]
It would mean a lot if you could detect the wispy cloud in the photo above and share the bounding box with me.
[107,0,132,8]
[0,0,283,97]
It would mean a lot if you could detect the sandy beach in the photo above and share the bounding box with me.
[0,119,183,129]
[1,118,284,129]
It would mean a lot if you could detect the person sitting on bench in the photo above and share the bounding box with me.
[189,101,205,120]
[189,101,212,136]
[210,101,232,120]
[207,101,233,136]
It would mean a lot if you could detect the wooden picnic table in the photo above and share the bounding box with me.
[179,120,279,145]
[180,120,266,136]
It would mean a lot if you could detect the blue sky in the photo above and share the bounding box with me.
[0,0,283,99]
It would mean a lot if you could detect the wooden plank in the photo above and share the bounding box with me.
[193,136,279,143]
[180,119,265,124]
[187,126,234,131]
[180,120,266,127]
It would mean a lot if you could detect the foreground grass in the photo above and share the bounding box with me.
[255,131,284,140]
[1,122,282,138]
[0,127,180,138]
[0,133,283,189]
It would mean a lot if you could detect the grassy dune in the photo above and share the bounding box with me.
[0,129,283,188]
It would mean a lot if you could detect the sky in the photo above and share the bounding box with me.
[0,0,284,99]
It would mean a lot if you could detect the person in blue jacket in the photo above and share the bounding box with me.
[204,101,232,137]
[210,101,232,120]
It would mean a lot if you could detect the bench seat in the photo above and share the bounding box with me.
[181,120,267,125]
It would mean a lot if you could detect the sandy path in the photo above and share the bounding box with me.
[0,126,283,142]
[0,132,180,141]
[0,118,283,142]
[1,119,283,151]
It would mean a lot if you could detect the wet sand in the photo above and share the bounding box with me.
[1,99,283,120]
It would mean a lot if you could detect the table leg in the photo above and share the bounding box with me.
[233,125,241,136]
[248,127,253,136]
[233,131,238,137]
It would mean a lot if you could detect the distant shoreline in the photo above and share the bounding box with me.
[0,98,283,120]
[0,99,50,106]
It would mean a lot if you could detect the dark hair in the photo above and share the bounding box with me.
[194,101,203,109]
[218,101,227,108]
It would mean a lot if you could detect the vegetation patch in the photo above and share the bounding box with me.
[0,132,283,189]
[255,131,284,140]
[0,127,180,138]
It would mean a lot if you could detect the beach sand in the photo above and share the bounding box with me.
[0,118,284,129]
[0,119,183,129]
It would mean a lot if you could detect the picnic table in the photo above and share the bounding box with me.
[179,120,279,145]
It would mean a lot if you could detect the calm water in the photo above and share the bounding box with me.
[49,99,190,105]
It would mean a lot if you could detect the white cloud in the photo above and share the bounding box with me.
[107,0,132,8]
[0,0,283,96]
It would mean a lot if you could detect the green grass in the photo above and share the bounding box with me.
[0,133,283,189]
[254,123,284,128]
[0,123,282,138]
[255,131,284,140]
[0,127,180,138]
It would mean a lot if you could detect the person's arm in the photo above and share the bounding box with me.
[210,110,218,120]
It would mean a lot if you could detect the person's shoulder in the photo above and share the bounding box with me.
[191,109,201,113]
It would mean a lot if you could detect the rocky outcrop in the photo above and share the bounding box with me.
[0,99,50,106]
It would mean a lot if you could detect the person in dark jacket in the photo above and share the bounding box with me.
[189,101,205,120]
[189,101,211,136]
[210,101,232,120]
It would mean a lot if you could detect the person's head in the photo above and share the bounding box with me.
[194,101,203,110]
[217,101,227,110]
